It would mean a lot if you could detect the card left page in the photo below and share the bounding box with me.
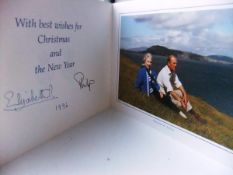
[0,0,112,166]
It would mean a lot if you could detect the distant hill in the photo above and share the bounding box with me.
[207,55,233,64]
[128,47,147,52]
[146,45,205,62]
[122,45,233,65]
[146,45,182,56]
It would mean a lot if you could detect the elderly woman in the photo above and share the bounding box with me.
[135,53,161,97]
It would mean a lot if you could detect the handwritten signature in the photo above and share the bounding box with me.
[3,84,58,111]
[73,72,95,91]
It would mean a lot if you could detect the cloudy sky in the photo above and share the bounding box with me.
[121,8,233,58]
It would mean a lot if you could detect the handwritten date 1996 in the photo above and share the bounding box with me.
[56,102,68,111]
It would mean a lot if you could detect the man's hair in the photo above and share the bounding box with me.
[143,53,152,63]
[167,55,176,64]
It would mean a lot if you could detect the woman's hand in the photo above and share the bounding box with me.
[159,91,164,98]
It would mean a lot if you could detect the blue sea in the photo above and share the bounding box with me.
[123,52,233,117]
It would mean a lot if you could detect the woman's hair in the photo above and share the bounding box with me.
[143,53,152,63]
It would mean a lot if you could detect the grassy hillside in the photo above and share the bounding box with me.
[119,53,233,150]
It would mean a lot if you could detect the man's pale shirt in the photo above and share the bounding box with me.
[157,65,182,94]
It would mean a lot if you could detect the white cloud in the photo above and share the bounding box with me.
[130,10,233,57]
[135,10,218,32]
[122,10,233,56]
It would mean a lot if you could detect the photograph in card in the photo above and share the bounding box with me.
[118,7,233,150]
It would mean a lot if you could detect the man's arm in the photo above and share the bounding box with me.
[170,90,182,102]
[178,85,189,106]
[174,74,189,107]
[170,89,187,110]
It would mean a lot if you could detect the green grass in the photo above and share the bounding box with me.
[119,53,233,150]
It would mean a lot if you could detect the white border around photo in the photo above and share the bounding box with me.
[112,0,233,168]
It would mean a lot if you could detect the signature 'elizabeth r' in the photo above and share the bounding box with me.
[3,84,58,111]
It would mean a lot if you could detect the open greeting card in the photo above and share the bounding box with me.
[1,0,233,174]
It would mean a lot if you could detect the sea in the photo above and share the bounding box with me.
[122,51,233,117]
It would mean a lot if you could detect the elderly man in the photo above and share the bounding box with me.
[157,55,206,123]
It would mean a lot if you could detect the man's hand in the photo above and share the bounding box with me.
[181,98,187,110]
[179,86,189,106]
[183,94,189,105]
